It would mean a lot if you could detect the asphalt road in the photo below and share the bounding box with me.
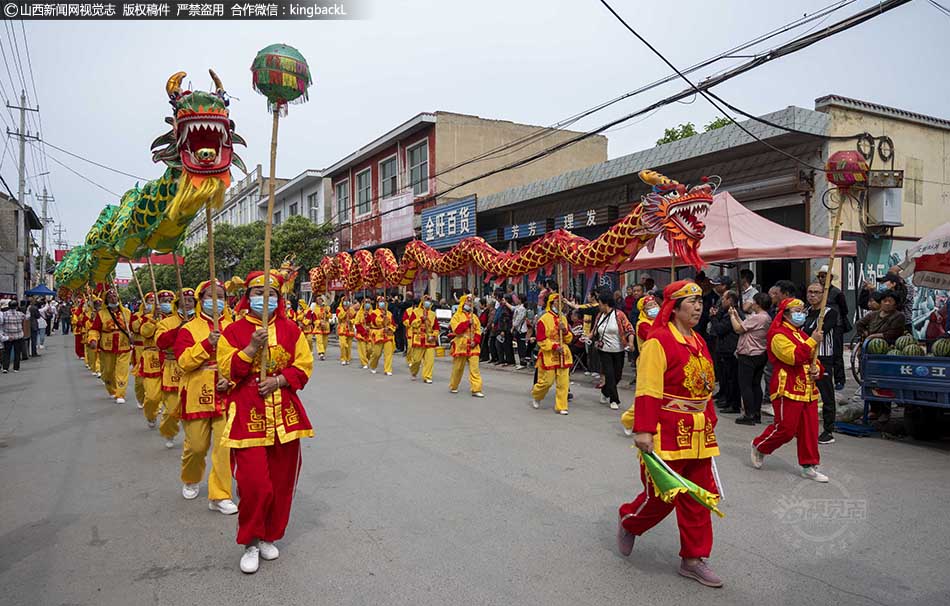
[1,334,948,606]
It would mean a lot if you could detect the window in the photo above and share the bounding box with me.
[307,192,320,222]
[273,210,281,226]
[407,140,428,196]
[289,202,298,217]
[335,180,350,222]
[356,169,372,215]
[380,156,398,199]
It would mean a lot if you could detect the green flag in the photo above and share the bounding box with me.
[641,451,724,518]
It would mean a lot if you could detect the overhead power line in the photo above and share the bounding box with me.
[36,143,122,197]
[332,0,912,236]
[41,140,148,181]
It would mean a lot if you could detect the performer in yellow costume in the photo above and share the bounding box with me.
[173,279,238,514]
[84,297,102,376]
[622,295,659,435]
[355,298,372,369]
[336,297,355,365]
[133,292,164,429]
[448,294,484,397]
[531,292,573,414]
[156,288,196,448]
[311,295,331,361]
[402,298,417,371]
[129,295,151,409]
[87,288,133,404]
[409,295,439,383]
[368,297,396,375]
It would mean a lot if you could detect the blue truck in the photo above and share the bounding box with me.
[861,345,950,440]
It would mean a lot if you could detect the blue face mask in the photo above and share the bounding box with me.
[249,295,278,315]
[107,302,118,309]
[647,307,659,319]
[202,299,225,315]
[790,311,808,326]
[159,302,173,314]
[145,304,154,313]
[364,303,371,310]
[379,302,387,309]
[423,301,431,309]
[184,308,195,317]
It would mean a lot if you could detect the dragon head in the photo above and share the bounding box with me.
[151,70,247,187]
[637,169,718,269]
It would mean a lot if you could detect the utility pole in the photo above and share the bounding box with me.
[7,90,40,299]
[53,223,68,250]
[37,187,54,284]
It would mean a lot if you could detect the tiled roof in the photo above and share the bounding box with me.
[815,95,950,131]
[477,106,828,213]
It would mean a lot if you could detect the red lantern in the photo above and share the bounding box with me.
[825,150,869,190]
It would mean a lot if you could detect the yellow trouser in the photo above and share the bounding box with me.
[181,416,231,500]
[357,339,369,367]
[85,345,99,373]
[620,402,636,430]
[159,390,181,439]
[99,351,131,398]
[134,374,145,405]
[142,376,163,422]
[339,335,352,362]
[532,367,570,411]
[409,347,435,381]
[369,341,395,373]
[449,356,482,393]
[314,333,328,355]
[406,344,415,368]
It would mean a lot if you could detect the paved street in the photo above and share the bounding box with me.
[1,334,949,606]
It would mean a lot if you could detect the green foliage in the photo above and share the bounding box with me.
[656,122,697,146]
[127,216,332,300]
[704,116,731,131]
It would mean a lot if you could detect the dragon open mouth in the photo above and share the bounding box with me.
[177,113,233,176]
[666,197,710,240]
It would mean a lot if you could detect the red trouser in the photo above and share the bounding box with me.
[74,334,85,359]
[752,396,819,466]
[618,457,715,559]
[231,439,301,546]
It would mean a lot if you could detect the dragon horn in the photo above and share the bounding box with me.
[166,71,186,98]
[209,68,225,95]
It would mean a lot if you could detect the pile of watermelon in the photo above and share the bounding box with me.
[865,335,950,357]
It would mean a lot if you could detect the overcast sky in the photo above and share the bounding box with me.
[4,0,948,251]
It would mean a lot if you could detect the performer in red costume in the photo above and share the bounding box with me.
[217,270,313,574]
[617,280,723,588]
[751,297,829,483]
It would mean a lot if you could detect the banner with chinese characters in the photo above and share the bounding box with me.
[554,208,601,230]
[503,220,549,241]
[421,195,476,250]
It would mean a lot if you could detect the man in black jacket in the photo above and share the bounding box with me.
[816,266,850,390]
[709,291,741,413]
[803,282,840,445]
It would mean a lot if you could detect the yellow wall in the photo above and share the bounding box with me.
[823,106,950,240]
[433,111,607,202]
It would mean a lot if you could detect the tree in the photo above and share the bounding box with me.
[656,122,697,145]
[704,116,731,132]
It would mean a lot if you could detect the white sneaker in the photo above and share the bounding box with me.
[341,360,346,366]
[532,400,541,409]
[450,388,459,394]
[472,392,485,398]
[259,541,279,561]
[411,375,417,381]
[515,365,524,370]
[623,426,634,437]
[240,545,260,574]
[209,499,238,515]
[424,379,432,384]
[801,466,829,483]
[609,402,620,410]
[599,394,609,405]
[147,419,157,429]
[584,371,591,376]
[136,401,144,409]
[558,410,569,415]
[591,373,600,379]
[164,438,175,449]
[182,483,199,500]
[361,365,368,369]
[96,372,101,378]
[116,397,126,405]
[385,371,393,376]
[370,369,377,374]
[751,444,764,469]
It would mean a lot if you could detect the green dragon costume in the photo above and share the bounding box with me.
[55,70,245,293]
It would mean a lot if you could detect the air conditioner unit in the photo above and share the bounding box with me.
[866,187,903,227]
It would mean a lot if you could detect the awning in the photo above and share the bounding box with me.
[618,191,858,271]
